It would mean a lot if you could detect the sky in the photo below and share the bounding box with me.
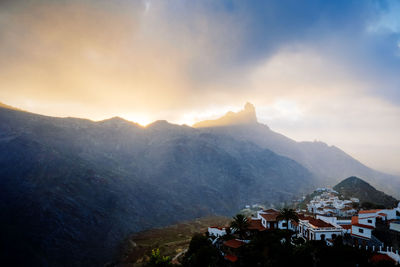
[0,0,399,174]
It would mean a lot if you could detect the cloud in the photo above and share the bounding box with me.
[247,46,400,174]
[0,0,399,173]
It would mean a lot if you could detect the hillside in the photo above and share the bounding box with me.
[194,104,400,197]
[333,176,399,208]
[2,102,400,266]
[0,105,315,266]
[116,216,230,266]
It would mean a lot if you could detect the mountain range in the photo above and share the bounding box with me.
[0,102,399,266]
[194,103,400,197]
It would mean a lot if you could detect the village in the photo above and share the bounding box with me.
[207,194,400,265]
[305,187,359,217]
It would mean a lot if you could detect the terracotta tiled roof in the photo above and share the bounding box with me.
[351,232,371,239]
[351,216,375,229]
[263,208,279,213]
[359,216,376,219]
[248,219,265,231]
[352,223,375,230]
[260,213,279,222]
[224,254,238,262]
[209,226,225,230]
[370,254,396,263]
[341,206,354,211]
[297,214,308,220]
[308,218,335,228]
[341,224,352,230]
[359,209,382,214]
[223,239,245,249]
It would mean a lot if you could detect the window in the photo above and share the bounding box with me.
[359,228,364,233]
[282,223,287,227]
[368,219,372,224]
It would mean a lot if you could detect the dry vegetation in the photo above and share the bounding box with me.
[116,216,230,266]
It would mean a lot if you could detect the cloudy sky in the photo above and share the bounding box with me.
[0,0,399,174]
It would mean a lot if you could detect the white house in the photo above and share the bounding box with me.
[359,209,398,221]
[336,219,352,234]
[208,226,227,237]
[298,214,344,241]
[351,216,374,239]
[306,191,358,217]
[255,209,297,231]
[390,221,400,232]
[350,208,400,240]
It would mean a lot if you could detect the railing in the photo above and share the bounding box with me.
[378,247,400,263]
[353,244,400,263]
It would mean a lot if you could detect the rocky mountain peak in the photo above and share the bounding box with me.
[193,102,258,128]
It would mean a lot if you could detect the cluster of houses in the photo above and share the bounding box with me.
[306,188,359,217]
[208,203,400,264]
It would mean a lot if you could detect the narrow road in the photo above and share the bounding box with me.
[171,248,188,265]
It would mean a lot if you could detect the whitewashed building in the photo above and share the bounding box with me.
[298,214,344,241]
[306,190,358,217]
[208,226,227,237]
[350,207,400,240]
[255,209,297,231]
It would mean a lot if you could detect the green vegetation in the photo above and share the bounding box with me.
[277,208,299,231]
[145,249,173,267]
[230,214,250,239]
[181,234,223,267]
[360,202,386,210]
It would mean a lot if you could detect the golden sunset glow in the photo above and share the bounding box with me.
[1,0,400,174]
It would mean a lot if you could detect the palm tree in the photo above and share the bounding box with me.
[230,214,249,239]
[276,208,299,231]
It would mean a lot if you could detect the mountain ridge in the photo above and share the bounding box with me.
[193,102,259,128]
[192,103,400,197]
[333,176,399,208]
[1,101,400,265]
[0,104,315,266]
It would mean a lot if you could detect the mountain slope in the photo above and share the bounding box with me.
[0,101,22,111]
[0,105,315,266]
[333,176,398,208]
[194,103,400,197]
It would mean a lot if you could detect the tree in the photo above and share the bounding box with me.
[145,248,172,267]
[182,234,222,267]
[276,208,299,231]
[230,214,249,239]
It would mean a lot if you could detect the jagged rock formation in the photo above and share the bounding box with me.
[193,102,258,128]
